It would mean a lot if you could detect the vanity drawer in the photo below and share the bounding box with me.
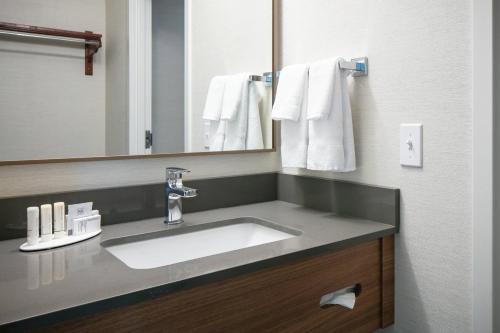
[40,237,394,333]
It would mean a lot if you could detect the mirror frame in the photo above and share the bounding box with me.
[0,0,279,166]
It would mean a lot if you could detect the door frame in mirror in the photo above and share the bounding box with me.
[0,0,279,166]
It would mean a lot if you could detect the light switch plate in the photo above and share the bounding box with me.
[400,124,423,167]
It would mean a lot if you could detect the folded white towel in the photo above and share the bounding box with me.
[221,74,249,121]
[209,121,226,151]
[307,58,356,172]
[203,76,227,149]
[222,73,251,150]
[307,58,338,120]
[203,76,226,121]
[271,64,310,121]
[272,64,310,168]
[246,84,264,150]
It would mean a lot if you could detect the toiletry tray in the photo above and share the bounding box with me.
[19,229,102,252]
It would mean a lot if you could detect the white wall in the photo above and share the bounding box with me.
[493,0,500,331]
[186,0,273,152]
[280,0,473,332]
[473,0,493,331]
[0,0,106,160]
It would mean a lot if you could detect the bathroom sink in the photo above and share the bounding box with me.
[102,217,301,269]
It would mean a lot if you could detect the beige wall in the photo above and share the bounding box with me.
[0,153,280,198]
[105,0,129,156]
[0,0,106,160]
[280,0,473,332]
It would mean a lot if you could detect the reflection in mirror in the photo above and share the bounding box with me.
[0,0,274,163]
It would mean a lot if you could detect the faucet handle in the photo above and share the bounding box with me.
[166,167,190,180]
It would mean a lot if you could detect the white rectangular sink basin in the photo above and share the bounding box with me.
[103,218,301,270]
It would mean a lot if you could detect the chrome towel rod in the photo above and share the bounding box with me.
[249,57,369,82]
[249,72,274,84]
[340,57,368,77]
[0,30,101,46]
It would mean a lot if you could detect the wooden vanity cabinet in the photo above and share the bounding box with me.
[40,236,394,333]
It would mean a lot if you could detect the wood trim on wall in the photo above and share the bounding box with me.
[0,0,279,166]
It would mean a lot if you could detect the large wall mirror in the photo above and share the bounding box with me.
[0,0,277,165]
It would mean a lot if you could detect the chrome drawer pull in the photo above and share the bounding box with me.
[320,283,362,310]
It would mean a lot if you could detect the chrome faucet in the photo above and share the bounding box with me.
[165,167,198,225]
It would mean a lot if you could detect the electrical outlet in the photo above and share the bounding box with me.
[400,124,423,167]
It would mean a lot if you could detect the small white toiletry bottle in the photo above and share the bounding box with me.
[27,207,40,246]
[53,202,66,239]
[40,204,53,242]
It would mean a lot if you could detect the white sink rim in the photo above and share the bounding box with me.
[102,217,302,270]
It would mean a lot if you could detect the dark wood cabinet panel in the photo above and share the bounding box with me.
[40,237,394,333]
[381,235,395,328]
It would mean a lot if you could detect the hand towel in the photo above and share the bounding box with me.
[271,64,310,121]
[209,121,226,151]
[307,58,356,172]
[203,76,227,121]
[272,64,310,168]
[246,84,264,150]
[221,74,249,121]
[307,58,338,120]
[203,76,227,149]
[222,73,251,151]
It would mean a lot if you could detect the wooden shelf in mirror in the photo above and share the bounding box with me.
[0,21,102,76]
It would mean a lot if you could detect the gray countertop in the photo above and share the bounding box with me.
[0,201,395,329]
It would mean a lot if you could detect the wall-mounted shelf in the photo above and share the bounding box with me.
[0,22,102,76]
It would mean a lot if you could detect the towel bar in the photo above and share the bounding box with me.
[249,57,369,83]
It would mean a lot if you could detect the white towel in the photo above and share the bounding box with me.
[209,121,226,151]
[307,58,338,120]
[221,74,249,121]
[222,73,251,151]
[246,84,264,150]
[307,58,356,172]
[203,76,226,120]
[272,64,309,168]
[271,64,310,121]
[203,76,227,149]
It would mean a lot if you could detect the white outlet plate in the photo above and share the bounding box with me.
[400,124,423,167]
